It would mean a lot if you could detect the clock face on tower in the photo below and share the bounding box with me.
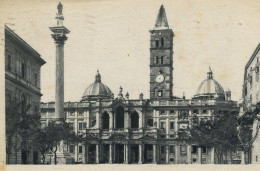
[156,74,165,83]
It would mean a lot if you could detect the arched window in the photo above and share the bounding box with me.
[131,111,139,129]
[116,106,124,129]
[102,112,109,129]
[156,40,159,48]
[161,38,164,47]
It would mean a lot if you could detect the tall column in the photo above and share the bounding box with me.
[187,145,191,164]
[124,112,129,129]
[138,144,143,164]
[166,145,169,164]
[109,144,113,164]
[210,148,214,164]
[82,145,85,164]
[153,144,157,163]
[198,147,202,164]
[96,144,99,164]
[74,144,78,162]
[138,112,143,129]
[85,144,89,164]
[109,112,113,130]
[124,144,129,164]
[175,145,179,164]
[96,113,100,129]
[86,111,90,128]
[49,13,70,120]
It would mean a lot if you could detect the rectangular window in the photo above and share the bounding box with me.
[160,122,166,129]
[202,110,207,114]
[79,123,83,130]
[191,145,197,154]
[170,145,175,154]
[79,145,82,153]
[156,56,159,64]
[147,119,153,127]
[7,55,11,71]
[70,111,75,116]
[160,110,166,115]
[193,110,199,114]
[34,73,38,86]
[170,158,174,162]
[69,145,74,153]
[161,146,165,154]
[170,110,175,114]
[170,122,174,129]
[22,63,26,79]
[202,146,207,154]
[78,111,83,116]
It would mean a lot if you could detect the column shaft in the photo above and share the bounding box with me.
[210,148,215,164]
[109,144,113,164]
[124,144,129,164]
[166,145,169,164]
[153,144,157,163]
[198,147,202,164]
[96,144,99,164]
[55,43,64,119]
[138,144,143,164]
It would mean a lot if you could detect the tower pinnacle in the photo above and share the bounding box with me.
[154,5,169,29]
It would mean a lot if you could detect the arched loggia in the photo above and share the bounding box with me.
[102,112,109,129]
[116,106,124,129]
[131,111,139,129]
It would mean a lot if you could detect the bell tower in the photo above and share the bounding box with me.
[149,5,174,100]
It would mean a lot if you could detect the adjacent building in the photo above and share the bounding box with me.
[41,5,240,164]
[242,43,260,164]
[5,25,46,164]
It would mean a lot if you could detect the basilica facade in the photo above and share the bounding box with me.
[41,5,240,164]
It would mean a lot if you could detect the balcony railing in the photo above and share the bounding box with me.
[150,99,238,107]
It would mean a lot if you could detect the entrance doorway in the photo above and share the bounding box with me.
[115,144,124,163]
[101,144,109,163]
[144,144,153,163]
[130,145,139,163]
[88,144,96,164]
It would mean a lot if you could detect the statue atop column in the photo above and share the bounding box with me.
[56,2,64,26]
[57,2,63,15]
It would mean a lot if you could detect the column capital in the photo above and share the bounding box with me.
[51,34,68,44]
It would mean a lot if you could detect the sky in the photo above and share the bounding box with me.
[1,0,260,102]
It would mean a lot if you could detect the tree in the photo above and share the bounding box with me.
[36,120,81,164]
[189,111,240,164]
[237,102,260,164]
[6,100,40,164]
[31,128,50,164]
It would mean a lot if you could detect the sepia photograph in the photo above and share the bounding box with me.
[1,0,260,170]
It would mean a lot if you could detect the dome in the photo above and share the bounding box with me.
[81,70,113,101]
[194,68,225,100]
